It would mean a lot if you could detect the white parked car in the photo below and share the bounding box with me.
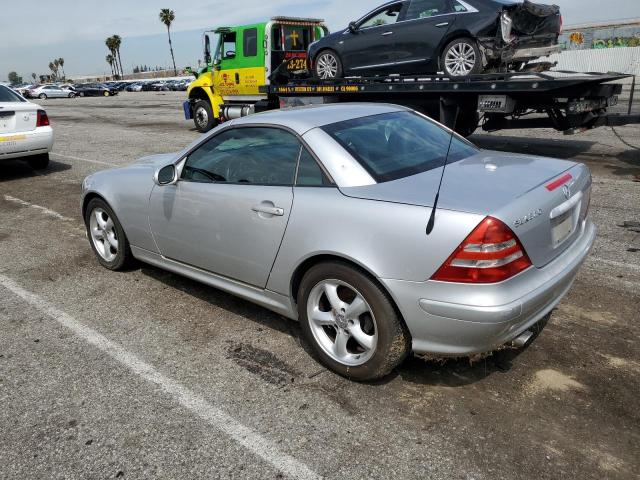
[0,85,53,169]
[27,84,76,99]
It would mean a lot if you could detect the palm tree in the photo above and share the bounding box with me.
[48,61,56,81]
[31,73,37,82]
[112,35,124,78]
[106,54,115,76]
[105,37,119,77]
[159,9,177,75]
[58,58,65,80]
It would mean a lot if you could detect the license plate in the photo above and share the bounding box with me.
[0,134,26,143]
[552,213,573,245]
[286,57,308,71]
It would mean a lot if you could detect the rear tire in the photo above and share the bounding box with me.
[193,100,218,133]
[441,38,482,77]
[27,153,49,170]
[314,50,343,79]
[298,261,411,381]
[85,198,134,271]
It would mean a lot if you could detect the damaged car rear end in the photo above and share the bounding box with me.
[483,0,562,69]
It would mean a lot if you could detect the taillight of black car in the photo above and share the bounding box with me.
[36,110,50,127]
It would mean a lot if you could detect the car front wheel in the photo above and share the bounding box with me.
[441,38,482,77]
[68,92,76,98]
[298,261,410,381]
[38,93,47,99]
[85,198,134,271]
[314,50,342,79]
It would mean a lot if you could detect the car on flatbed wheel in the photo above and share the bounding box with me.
[82,104,594,381]
[0,85,53,170]
[309,0,562,79]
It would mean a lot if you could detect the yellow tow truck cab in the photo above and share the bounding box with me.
[184,17,328,132]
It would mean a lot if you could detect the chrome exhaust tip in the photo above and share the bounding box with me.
[511,330,534,348]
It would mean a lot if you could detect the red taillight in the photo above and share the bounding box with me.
[431,217,532,284]
[36,110,50,127]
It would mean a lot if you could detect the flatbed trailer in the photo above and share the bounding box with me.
[257,71,640,136]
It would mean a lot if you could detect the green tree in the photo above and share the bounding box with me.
[112,35,124,77]
[58,58,65,80]
[159,8,177,75]
[8,71,22,85]
[105,36,120,78]
[106,54,115,76]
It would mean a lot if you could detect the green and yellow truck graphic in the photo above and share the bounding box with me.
[184,17,328,132]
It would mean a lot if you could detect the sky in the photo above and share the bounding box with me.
[1,0,639,81]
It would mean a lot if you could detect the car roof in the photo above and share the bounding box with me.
[231,103,408,134]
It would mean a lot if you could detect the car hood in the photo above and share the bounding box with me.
[132,152,179,168]
[339,150,576,215]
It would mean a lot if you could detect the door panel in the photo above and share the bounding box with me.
[149,183,293,287]
[392,15,456,73]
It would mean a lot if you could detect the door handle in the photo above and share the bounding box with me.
[435,22,449,27]
[252,205,285,216]
[381,31,394,36]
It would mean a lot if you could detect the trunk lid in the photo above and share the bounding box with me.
[504,0,561,39]
[339,151,591,267]
[0,102,38,134]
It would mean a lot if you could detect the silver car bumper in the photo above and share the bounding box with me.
[381,219,596,356]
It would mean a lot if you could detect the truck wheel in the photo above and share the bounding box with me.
[441,38,482,77]
[314,50,343,79]
[193,100,218,133]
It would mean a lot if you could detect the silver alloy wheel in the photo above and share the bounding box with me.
[307,279,378,366]
[316,52,339,79]
[195,105,209,129]
[89,207,118,262]
[444,42,476,76]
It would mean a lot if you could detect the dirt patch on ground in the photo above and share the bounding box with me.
[226,342,300,386]
[526,369,586,395]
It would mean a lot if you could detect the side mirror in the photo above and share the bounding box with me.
[225,51,236,59]
[154,164,177,186]
[348,21,359,33]
[204,35,211,64]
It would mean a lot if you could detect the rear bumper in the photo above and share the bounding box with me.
[381,219,596,356]
[0,127,54,160]
[504,44,561,61]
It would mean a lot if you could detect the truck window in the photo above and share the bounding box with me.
[271,26,313,51]
[243,28,258,57]
[222,32,236,59]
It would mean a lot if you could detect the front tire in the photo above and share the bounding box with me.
[314,50,343,79]
[298,261,410,381]
[38,93,47,99]
[68,92,76,98]
[27,153,49,170]
[193,99,218,133]
[85,198,134,271]
[103,91,110,97]
[441,38,482,77]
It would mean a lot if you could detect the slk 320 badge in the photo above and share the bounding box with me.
[514,209,543,228]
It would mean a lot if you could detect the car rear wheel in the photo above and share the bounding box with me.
[85,198,134,271]
[298,261,410,381]
[441,38,482,77]
[27,153,49,170]
[193,99,218,133]
[38,93,47,99]
[314,50,342,79]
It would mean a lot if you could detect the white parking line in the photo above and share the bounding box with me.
[0,274,321,480]
[50,152,118,167]
[3,195,74,222]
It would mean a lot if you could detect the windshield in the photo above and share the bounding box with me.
[0,85,26,102]
[321,111,478,182]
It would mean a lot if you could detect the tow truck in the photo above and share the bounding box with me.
[184,20,639,136]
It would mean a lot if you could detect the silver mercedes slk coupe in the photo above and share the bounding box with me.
[81,103,595,381]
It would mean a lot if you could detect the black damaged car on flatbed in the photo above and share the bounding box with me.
[308,0,561,78]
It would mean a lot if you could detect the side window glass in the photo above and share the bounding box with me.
[222,32,236,59]
[182,127,300,186]
[296,148,332,186]
[360,4,403,28]
[243,28,258,57]
[452,1,468,12]
[406,0,451,19]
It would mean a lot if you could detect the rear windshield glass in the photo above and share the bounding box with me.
[0,85,26,102]
[321,111,478,182]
